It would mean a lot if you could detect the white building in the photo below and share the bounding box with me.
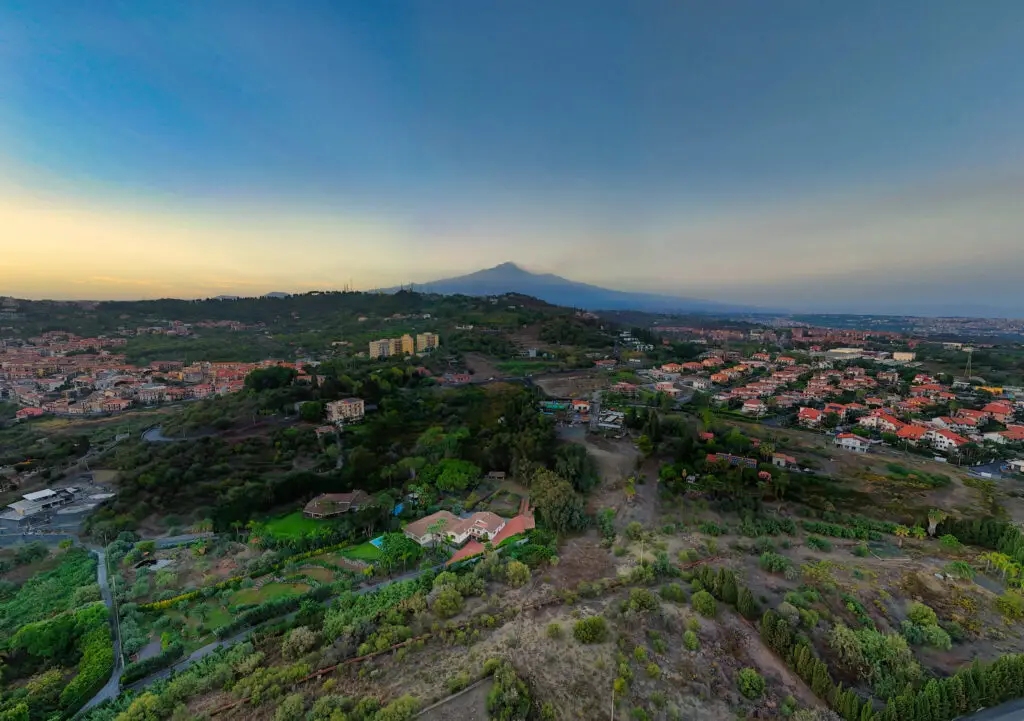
[925,428,969,454]
[833,434,870,453]
[326,398,365,424]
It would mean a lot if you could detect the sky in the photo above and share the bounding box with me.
[2,1,1024,315]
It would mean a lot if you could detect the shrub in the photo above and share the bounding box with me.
[431,586,464,619]
[628,588,660,613]
[737,587,757,619]
[625,522,644,541]
[660,583,686,603]
[737,668,766,699]
[806,536,832,552]
[281,626,318,660]
[274,693,306,721]
[997,591,1024,620]
[852,544,869,557]
[573,616,609,644]
[646,662,661,679]
[683,630,699,651]
[691,590,716,618]
[759,552,791,573]
[546,622,562,639]
[907,602,938,628]
[505,560,531,588]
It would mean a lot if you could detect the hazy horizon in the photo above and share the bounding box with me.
[4,2,1024,314]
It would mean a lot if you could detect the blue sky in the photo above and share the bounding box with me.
[3,1,1024,314]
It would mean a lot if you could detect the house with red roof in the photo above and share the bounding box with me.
[742,399,768,416]
[15,407,45,420]
[926,428,969,453]
[982,402,1014,423]
[798,407,824,427]
[834,433,870,453]
[896,425,930,445]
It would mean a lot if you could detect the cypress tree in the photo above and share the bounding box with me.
[714,567,727,598]
[737,586,756,619]
[947,674,966,715]
[859,700,876,721]
[721,571,738,605]
[963,669,981,710]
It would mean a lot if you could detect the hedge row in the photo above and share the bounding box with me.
[213,585,333,639]
[121,643,185,686]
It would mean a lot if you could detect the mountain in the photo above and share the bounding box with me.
[388,262,747,314]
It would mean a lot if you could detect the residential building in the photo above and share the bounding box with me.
[326,397,365,424]
[14,407,44,420]
[772,453,797,468]
[742,399,768,416]
[893,352,917,362]
[1006,459,1024,474]
[982,402,1014,423]
[389,337,404,356]
[368,339,391,359]
[896,425,930,444]
[925,428,969,453]
[403,510,506,547]
[834,433,870,453]
[416,332,439,353]
[706,453,758,469]
[303,490,372,519]
[797,407,824,427]
[401,334,415,355]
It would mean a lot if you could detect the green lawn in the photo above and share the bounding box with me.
[340,542,382,563]
[231,582,311,606]
[298,566,336,583]
[262,511,325,539]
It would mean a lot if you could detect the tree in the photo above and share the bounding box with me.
[692,590,717,618]
[379,533,421,574]
[894,525,909,548]
[637,434,654,457]
[737,668,766,699]
[299,401,324,423]
[425,459,481,492]
[554,443,600,493]
[737,587,757,619]
[824,412,840,429]
[245,366,297,391]
[505,560,531,588]
[281,626,318,660]
[927,509,948,537]
[530,469,587,534]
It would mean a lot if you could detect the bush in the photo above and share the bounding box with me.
[274,692,306,721]
[907,602,938,628]
[997,591,1024,621]
[660,583,686,603]
[759,552,791,573]
[646,662,661,679]
[281,626,318,660]
[683,630,699,651]
[805,536,833,552]
[505,560,531,588]
[628,588,660,613]
[546,623,562,639]
[852,544,869,557]
[691,590,716,618]
[625,522,644,541]
[431,586,464,619]
[737,668,766,699]
[573,616,609,644]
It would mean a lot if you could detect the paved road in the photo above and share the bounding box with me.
[79,548,124,713]
[962,698,1024,720]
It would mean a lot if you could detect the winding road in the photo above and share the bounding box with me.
[79,547,123,713]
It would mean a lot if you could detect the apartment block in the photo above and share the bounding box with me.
[416,332,439,353]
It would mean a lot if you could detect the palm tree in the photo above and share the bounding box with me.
[894,525,910,548]
[759,442,776,462]
[927,509,948,537]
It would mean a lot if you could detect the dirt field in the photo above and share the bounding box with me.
[533,369,610,398]
[463,353,504,380]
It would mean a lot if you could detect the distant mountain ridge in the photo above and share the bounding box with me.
[383,262,747,314]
